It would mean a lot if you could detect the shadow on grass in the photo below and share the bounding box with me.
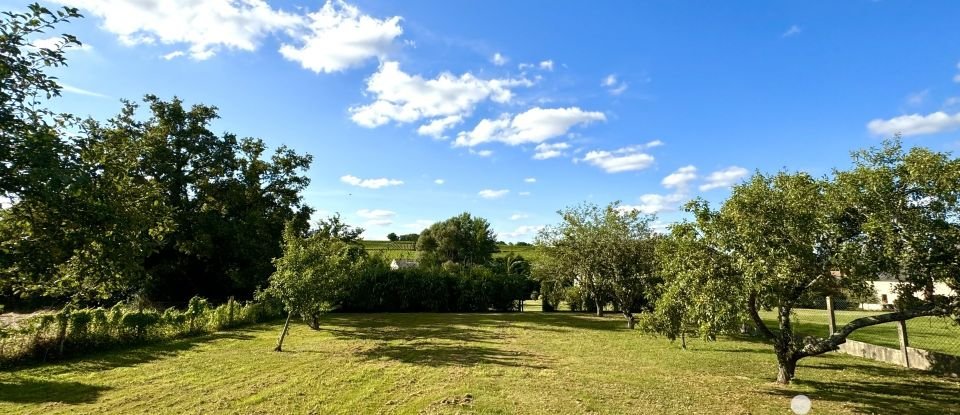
[0,377,111,404]
[320,313,564,369]
[765,359,960,414]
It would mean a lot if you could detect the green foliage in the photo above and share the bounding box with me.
[537,201,659,324]
[386,232,399,242]
[338,259,533,312]
[0,297,277,365]
[416,213,498,266]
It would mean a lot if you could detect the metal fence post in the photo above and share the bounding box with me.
[897,320,911,369]
[826,296,836,335]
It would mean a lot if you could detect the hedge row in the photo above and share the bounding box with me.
[0,296,280,366]
[339,264,536,312]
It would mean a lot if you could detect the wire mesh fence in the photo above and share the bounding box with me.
[787,297,960,357]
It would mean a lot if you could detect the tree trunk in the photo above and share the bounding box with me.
[623,312,635,329]
[595,297,604,317]
[681,332,687,350]
[776,354,797,384]
[274,311,293,352]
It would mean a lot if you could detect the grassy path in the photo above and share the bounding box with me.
[1,313,958,414]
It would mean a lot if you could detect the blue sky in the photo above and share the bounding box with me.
[11,0,960,241]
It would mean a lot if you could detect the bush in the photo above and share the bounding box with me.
[0,297,279,367]
[338,259,533,312]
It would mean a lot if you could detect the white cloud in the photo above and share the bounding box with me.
[434,179,445,185]
[501,225,544,239]
[30,36,92,51]
[470,149,493,157]
[782,25,802,38]
[699,166,749,191]
[454,107,605,147]
[602,74,628,95]
[356,208,395,219]
[340,174,403,189]
[867,112,960,136]
[906,89,929,106]
[57,0,302,60]
[581,145,655,173]
[618,193,686,215]
[60,83,109,98]
[162,50,186,60]
[279,0,402,73]
[661,165,697,190]
[539,60,554,71]
[509,213,529,220]
[350,61,533,130]
[645,139,664,148]
[492,52,508,66]
[524,177,536,183]
[944,97,960,108]
[417,115,463,139]
[478,189,509,199]
[533,142,570,160]
[518,191,531,196]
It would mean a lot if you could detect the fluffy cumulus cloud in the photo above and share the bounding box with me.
[661,165,697,190]
[581,145,655,173]
[478,189,509,199]
[279,0,402,73]
[867,112,960,137]
[56,0,302,60]
[454,107,605,147]
[340,174,403,189]
[699,166,748,191]
[509,213,529,220]
[618,193,686,215]
[492,52,508,66]
[434,178,445,185]
[533,142,570,160]
[539,60,554,71]
[31,36,93,51]
[350,61,533,135]
[356,208,395,219]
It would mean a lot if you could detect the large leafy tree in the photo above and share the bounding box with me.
[664,142,960,384]
[537,202,659,327]
[416,213,498,266]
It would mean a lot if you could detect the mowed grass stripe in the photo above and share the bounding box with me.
[1,313,958,414]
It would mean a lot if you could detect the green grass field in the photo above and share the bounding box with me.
[2,312,958,414]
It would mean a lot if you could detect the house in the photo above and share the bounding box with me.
[860,275,957,311]
[390,259,418,270]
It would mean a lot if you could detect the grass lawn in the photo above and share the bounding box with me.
[2,313,959,414]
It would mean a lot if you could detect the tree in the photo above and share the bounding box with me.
[537,202,659,327]
[387,232,399,242]
[397,233,419,242]
[266,223,364,351]
[674,143,960,384]
[642,222,746,348]
[416,213,497,266]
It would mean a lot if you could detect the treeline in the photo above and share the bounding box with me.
[1,6,312,308]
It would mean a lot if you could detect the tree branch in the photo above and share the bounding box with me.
[748,291,776,341]
[796,304,947,358]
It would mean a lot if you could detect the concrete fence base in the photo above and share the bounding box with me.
[838,340,960,377]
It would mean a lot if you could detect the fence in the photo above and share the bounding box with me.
[789,297,960,376]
